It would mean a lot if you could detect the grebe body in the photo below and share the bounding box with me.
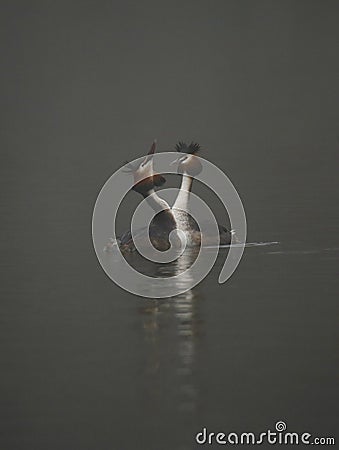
[114,141,178,253]
[172,141,233,246]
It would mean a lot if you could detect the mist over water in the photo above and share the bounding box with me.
[1,1,338,449]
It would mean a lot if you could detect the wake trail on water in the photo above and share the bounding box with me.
[205,241,280,249]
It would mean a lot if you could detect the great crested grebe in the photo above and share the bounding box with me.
[106,140,233,253]
[172,141,233,246]
[116,141,178,252]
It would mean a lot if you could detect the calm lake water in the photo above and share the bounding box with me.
[1,2,338,449]
[1,213,338,449]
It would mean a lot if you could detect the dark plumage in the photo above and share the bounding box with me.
[175,141,201,154]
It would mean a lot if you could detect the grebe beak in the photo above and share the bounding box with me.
[142,139,157,165]
[170,155,188,166]
[148,139,157,155]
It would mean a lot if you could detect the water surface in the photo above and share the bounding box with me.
[1,2,338,449]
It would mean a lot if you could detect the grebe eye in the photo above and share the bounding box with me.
[141,155,152,167]
[179,156,188,163]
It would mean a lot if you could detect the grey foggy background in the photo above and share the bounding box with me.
[1,1,338,450]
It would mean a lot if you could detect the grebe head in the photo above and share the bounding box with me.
[174,141,203,177]
[123,140,165,196]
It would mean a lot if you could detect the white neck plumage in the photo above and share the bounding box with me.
[144,189,171,213]
[173,174,193,211]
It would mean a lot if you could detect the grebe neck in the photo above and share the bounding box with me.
[143,189,171,213]
[173,175,193,211]
[144,189,177,231]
